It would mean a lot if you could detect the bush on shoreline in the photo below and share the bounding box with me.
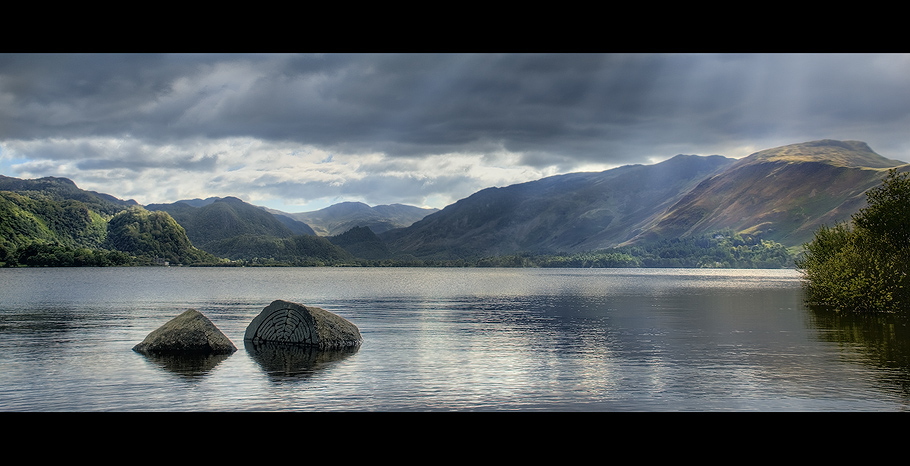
[796,168,910,312]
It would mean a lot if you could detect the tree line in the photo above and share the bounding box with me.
[349,231,795,269]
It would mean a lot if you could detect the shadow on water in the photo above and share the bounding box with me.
[807,304,910,396]
[0,305,105,334]
[138,352,234,379]
[244,340,360,380]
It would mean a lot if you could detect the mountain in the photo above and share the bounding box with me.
[0,176,213,266]
[5,139,905,267]
[145,197,353,263]
[146,196,315,247]
[170,197,221,207]
[632,140,908,247]
[103,207,218,265]
[150,197,317,235]
[326,225,393,260]
[378,140,907,260]
[0,174,138,215]
[282,201,439,236]
[379,154,737,259]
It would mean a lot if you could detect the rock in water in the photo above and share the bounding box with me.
[133,309,237,355]
[244,300,362,350]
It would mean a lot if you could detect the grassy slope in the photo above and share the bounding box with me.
[381,154,736,259]
[638,140,908,247]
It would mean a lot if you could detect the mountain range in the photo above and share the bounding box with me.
[378,140,906,260]
[634,140,905,247]
[1,139,906,266]
[266,201,439,236]
[379,154,736,259]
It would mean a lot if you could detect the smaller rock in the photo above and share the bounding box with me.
[133,309,237,355]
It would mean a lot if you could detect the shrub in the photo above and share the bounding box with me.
[797,169,910,312]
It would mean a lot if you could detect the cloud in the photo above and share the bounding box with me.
[1,53,909,210]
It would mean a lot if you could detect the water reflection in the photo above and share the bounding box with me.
[138,352,234,378]
[5,267,910,411]
[0,306,99,334]
[807,305,910,396]
[245,340,360,379]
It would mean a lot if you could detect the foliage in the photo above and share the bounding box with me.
[4,241,134,267]
[2,179,229,267]
[796,168,910,312]
[148,197,297,249]
[326,226,392,260]
[201,233,355,266]
[0,190,133,267]
[498,231,792,269]
[0,192,59,252]
[103,207,220,265]
[349,231,794,269]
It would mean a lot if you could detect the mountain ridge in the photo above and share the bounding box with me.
[276,201,440,236]
[2,139,906,266]
[379,153,737,259]
[630,139,908,247]
[378,139,907,260]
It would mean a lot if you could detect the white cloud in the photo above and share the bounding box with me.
[0,135,601,211]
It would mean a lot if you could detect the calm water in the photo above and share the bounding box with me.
[1,266,909,411]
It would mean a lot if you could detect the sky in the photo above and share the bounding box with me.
[1,53,909,213]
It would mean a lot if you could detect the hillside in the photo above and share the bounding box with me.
[378,140,907,260]
[326,226,393,260]
[145,197,354,263]
[283,201,439,236]
[0,177,215,266]
[633,140,908,247]
[103,207,218,265]
[147,197,311,247]
[4,139,905,267]
[379,154,736,259]
[0,175,138,215]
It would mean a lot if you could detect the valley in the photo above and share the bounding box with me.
[1,139,906,268]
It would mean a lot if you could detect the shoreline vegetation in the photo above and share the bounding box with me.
[796,169,910,313]
[1,229,796,269]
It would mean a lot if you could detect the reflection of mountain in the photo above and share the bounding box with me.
[807,305,910,396]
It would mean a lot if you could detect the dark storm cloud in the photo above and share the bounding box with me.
[2,53,909,163]
[2,53,910,210]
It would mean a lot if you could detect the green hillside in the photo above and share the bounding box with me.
[202,233,355,265]
[103,207,219,265]
[327,225,393,260]
[147,197,352,264]
[3,139,905,268]
[0,176,218,266]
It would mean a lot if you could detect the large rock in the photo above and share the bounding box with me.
[133,309,237,355]
[244,300,362,350]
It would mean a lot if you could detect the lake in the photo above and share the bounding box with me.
[1,266,909,411]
